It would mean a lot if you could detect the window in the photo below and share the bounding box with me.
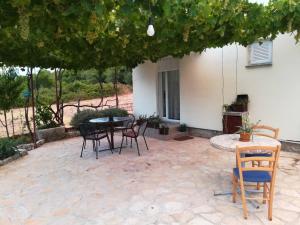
[247,40,273,67]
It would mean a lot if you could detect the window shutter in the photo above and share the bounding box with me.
[248,40,272,66]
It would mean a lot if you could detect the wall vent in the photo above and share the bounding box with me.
[247,40,273,66]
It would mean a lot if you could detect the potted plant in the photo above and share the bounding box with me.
[223,104,230,112]
[136,114,148,126]
[237,115,260,142]
[137,114,161,129]
[148,114,161,129]
[178,123,187,132]
[159,124,169,135]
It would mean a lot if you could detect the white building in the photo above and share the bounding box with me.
[132,33,300,143]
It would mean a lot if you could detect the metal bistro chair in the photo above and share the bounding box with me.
[79,122,112,159]
[232,145,281,220]
[119,120,149,156]
[114,114,136,144]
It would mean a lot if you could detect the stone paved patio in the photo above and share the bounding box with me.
[0,136,300,225]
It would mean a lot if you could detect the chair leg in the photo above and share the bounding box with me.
[232,174,237,203]
[119,136,125,154]
[126,137,128,145]
[240,181,248,219]
[134,137,140,156]
[143,135,149,150]
[80,140,85,157]
[107,135,113,154]
[95,140,98,159]
[263,183,267,204]
[130,138,133,148]
[268,184,274,221]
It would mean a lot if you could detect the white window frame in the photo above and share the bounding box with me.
[157,70,180,122]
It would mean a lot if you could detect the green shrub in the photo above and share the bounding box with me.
[70,109,104,128]
[36,104,59,129]
[0,138,19,160]
[70,108,128,128]
[99,108,128,117]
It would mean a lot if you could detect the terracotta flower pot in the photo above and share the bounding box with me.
[239,132,251,142]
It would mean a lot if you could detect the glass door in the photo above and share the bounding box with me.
[158,70,180,120]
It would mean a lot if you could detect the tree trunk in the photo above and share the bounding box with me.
[114,67,119,108]
[29,68,37,148]
[98,69,104,108]
[11,110,15,137]
[3,110,9,138]
[54,68,64,125]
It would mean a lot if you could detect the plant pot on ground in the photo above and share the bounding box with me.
[159,124,169,135]
[137,114,161,129]
[178,124,187,132]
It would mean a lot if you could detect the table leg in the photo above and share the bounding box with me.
[110,126,114,149]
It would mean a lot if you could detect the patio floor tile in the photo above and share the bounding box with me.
[0,136,300,225]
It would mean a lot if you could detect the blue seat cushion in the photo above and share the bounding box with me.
[233,168,271,182]
[244,153,271,157]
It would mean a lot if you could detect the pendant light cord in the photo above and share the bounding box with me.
[221,48,225,106]
[235,44,238,95]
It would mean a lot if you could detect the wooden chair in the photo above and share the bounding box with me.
[252,125,279,139]
[232,145,281,220]
[248,125,280,189]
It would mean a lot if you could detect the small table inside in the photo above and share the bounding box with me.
[89,117,130,150]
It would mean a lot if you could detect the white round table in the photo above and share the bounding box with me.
[210,134,281,152]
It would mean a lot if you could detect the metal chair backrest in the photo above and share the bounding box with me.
[137,120,148,136]
[236,145,281,183]
[124,114,135,129]
[79,123,96,138]
[253,125,279,139]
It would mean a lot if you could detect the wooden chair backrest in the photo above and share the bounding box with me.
[253,125,279,139]
[236,145,281,183]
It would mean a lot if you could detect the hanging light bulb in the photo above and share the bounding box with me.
[147,17,155,36]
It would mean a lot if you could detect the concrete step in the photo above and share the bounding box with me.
[145,122,188,140]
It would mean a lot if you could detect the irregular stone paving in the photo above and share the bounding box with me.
[0,136,300,225]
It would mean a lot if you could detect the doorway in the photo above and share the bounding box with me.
[158,70,180,120]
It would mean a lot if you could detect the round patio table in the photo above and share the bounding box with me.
[210,134,281,198]
[210,134,281,153]
[89,117,130,149]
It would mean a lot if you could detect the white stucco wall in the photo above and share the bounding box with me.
[132,34,300,141]
[132,61,158,116]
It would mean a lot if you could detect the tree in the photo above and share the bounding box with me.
[0,0,299,70]
[0,68,24,137]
